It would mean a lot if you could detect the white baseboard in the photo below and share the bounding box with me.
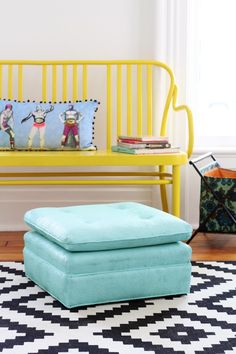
[0,185,157,231]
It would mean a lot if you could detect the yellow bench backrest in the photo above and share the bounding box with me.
[0,60,193,155]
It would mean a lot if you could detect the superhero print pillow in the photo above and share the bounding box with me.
[0,100,99,150]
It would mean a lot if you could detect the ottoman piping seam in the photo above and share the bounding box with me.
[24,221,191,248]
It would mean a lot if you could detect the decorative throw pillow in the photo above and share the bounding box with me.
[0,99,99,150]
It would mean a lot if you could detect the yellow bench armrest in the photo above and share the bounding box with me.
[172,85,194,158]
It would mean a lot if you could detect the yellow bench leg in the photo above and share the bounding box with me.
[159,166,169,213]
[172,165,181,217]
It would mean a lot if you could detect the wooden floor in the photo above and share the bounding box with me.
[0,231,235,261]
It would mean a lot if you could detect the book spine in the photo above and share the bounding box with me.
[146,143,171,149]
[117,142,171,149]
[112,146,180,154]
[117,142,146,149]
[118,135,169,142]
[111,146,135,154]
[134,148,180,154]
[118,139,169,144]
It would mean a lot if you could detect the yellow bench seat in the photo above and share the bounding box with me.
[0,150,187,167]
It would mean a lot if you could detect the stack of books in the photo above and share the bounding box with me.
[112,136,180,154]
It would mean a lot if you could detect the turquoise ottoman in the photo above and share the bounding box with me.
[23,202,192,308]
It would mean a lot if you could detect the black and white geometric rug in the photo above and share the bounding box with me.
[0,261,235,354]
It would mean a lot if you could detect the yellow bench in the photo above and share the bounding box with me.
[0,60,193,217]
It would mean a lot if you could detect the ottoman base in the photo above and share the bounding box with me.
[24,232,192,308]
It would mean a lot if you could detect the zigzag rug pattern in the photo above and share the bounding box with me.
[0,261,235,354]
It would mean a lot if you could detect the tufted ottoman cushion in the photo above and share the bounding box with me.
[24,202,192,251]
[23,202,192,308]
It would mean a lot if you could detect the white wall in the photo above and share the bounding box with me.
[0,0,160,230]
[1,0,156,60]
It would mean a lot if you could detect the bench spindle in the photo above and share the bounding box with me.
[147,64,153,135]
[107,64,112,149]
[72,64,78,101]
[18,65,23,101]
[137,64,142,136]
[127,64,132,135]
[62,64,67,101]
[52,65,57,102]
[82,64,87,100]
[8,65,13,100]
[42,65,47,101]
[117,64,122,136]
